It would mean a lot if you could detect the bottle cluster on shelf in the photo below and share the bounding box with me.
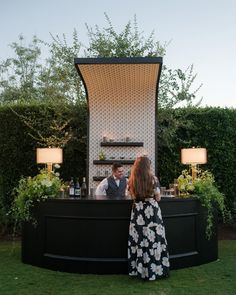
[69,177,87,198]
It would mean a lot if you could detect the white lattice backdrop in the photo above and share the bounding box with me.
[78,63,160,190]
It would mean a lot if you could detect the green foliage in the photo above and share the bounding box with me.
[0,14,202,110]
[85,13,202,109]
[39,30,84,104]
[157,107,236,214]
[194,170,231,239]
[85,13,166,58]
[10,101,74,147]
[12,168,64,224]
[0,35,43,104]
[0,33,84,105]
[0,102,87,232]
[177,169,231,239]
[177,169,194,194]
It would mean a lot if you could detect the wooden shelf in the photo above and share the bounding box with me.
[93,160,135,165]
[93,176,130,181]
[100,142,143,147]
[93,176,106,181]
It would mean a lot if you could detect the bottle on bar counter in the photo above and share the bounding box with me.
[69,177,75,198]
[81,177,87,198]
[74,178,81,198]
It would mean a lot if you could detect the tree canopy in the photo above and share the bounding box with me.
[0,14,202,108]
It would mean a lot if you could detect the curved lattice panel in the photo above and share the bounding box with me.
[75,58,162,190]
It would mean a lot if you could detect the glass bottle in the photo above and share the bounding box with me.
[74,178,81,198]
[81,177,87,198]
[69,177,75,198]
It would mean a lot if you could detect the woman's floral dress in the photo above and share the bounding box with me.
[128,198,170,280]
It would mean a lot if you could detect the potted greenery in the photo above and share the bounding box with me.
[178,169,231,239]
[12,167,64,226]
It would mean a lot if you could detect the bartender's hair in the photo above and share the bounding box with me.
[112,162,123,171]
[128,156,154,200]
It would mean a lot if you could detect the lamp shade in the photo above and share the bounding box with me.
[181,148,207,165]
[36,148,63,164]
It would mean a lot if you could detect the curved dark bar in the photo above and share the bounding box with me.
[21,197,217,274]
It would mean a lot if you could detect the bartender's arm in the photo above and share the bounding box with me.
[95,178,108,196]
[154,187,161,202]
[153,176,161,202]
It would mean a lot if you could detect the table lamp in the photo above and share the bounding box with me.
[36,148,63,172]
[181,147,207,180]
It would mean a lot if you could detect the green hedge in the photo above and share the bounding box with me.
[157,107,236,211]
[0,102,87,232]
[0,104,236,231]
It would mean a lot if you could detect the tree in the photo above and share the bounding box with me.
[0,35,42,104]
[38,30,84,104]
[0,13,202,109]
[85,13,202,109]
[0,14,202,151]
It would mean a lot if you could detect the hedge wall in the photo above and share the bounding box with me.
[0,103,87,231]
[157,107,236,210]
[0,104,236,231]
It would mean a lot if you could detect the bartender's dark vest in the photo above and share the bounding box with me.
[106,176,127,198]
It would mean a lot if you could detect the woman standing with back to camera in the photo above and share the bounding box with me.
[128,156,170,280]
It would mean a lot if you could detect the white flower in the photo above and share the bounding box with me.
[130,211,134,219]
[142,226,148,236]
[131,260,136,269]
[156,224,163,236]
[162,257,170,267]
[156,265,163,276]
[151,263,157,273]
[149,249,154,256]
[137,248,143,257]
[157,208,162,219]
[149,275,156,281]
[131,246,137,254]
[140,238,149,248]
[130,225,139,243]
[137,214,145,225]
[144,205,154,219]
[147,228,155,242]
[156,242,162,252]
[148,221,156,228]
[161,243,167,251]
[143,252,150,263]
[54,164,60,169]
[154,249,161,261]
[153,242,158,248]
[41,179,52,187]
[135,202,143,211]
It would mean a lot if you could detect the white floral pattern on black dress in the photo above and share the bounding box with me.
[128,198,170,280]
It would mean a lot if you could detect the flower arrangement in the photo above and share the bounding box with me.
[12,167,64,225]
[178,169,231,239]
[177,169,194,196]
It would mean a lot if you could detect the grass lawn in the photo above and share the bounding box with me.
[0,240,235,295]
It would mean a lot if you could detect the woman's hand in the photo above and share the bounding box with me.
[154,192,161,202]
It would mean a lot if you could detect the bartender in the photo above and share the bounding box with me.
[95,162,127,198]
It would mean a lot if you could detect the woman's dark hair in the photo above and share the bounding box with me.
[128,156,154,200]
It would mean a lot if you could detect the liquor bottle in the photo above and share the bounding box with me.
[69,177,75,198]
[81,177,87,198]
[74,178,81,198]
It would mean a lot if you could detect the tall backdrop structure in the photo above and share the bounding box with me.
[74,57,162,190]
